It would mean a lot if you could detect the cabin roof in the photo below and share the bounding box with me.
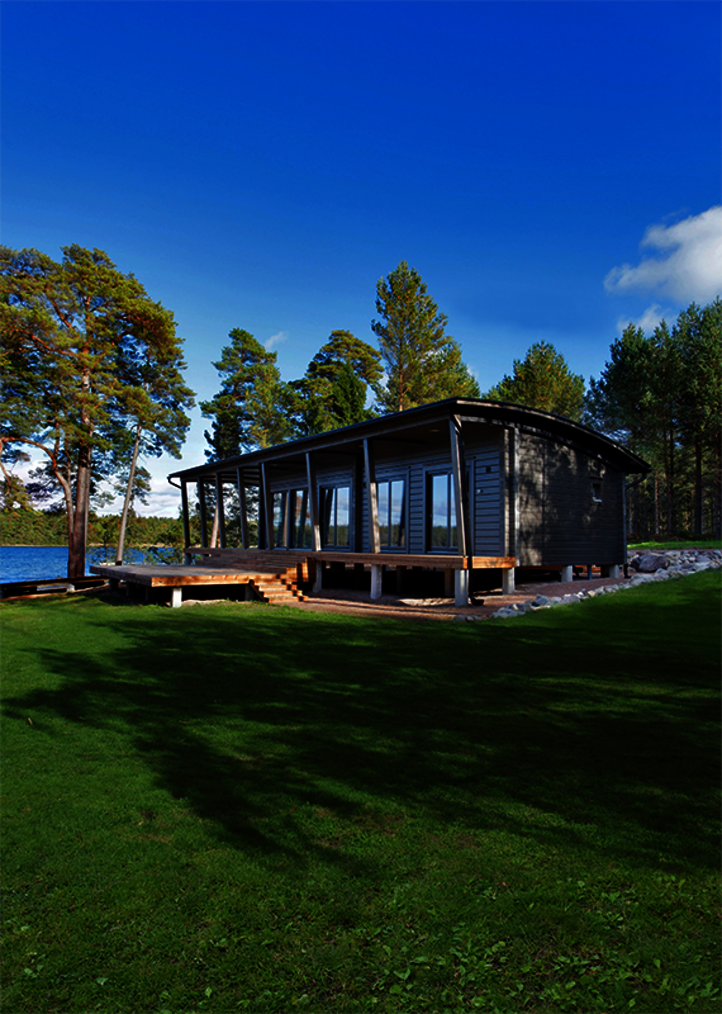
[168,398,649,486]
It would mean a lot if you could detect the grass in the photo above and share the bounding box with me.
[627,539,721,552]
[1,571,720,1013]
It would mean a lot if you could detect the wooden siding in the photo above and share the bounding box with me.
[517,433,625,565]
[472,444,503,554]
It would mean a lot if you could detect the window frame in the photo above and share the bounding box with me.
[375,476,407,551]
[427,470,458,553]
[320,484,351,549]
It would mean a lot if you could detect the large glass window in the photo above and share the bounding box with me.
[429,473,457,551]
[272,489,313,548]
[321,485,350,548]
[291,490,313,548]
[377,479,406,549]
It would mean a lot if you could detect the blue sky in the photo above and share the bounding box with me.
[3,1,720,515]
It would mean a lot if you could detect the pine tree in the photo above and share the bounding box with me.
[372,261,477,412]
[0,245,194,577]
[485,341,585,421]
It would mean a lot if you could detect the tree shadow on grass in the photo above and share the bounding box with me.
[3,575,720,874]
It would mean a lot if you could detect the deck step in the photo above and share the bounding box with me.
[249,574,306,606]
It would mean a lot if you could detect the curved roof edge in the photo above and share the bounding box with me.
[168,397,650,482]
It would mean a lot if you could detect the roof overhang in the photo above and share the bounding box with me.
[168,398,650,486]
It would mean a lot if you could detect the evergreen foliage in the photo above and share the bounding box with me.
[0,245,194,576]
[200,329,293,458]
[485,341,585,421]
[372,261,479,412]
[586,299,721,539]
[290,330,382,434]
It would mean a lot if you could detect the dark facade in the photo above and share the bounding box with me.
[168,399,648,601]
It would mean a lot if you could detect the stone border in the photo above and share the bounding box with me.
[486,549,722,620]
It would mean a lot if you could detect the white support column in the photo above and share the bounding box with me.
[603,564,620,578]
[454,569,469,607]
[313,561,324,593]
[502,568,515,594]
[170,587,183,608]
[370,564,383,600]
[560,565,573,583]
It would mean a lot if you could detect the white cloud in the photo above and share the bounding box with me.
[97,475,181,518]
[605,206,722,303]
[615,303,667,335]
[265,330,288,351]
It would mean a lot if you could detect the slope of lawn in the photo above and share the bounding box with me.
[1,571,720,1013]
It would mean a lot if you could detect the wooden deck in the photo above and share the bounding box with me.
[91,550,518,608]
[90,563,308,607]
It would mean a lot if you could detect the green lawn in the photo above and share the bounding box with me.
[627,539,721,552]
[1,572,720,1013]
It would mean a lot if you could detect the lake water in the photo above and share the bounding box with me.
[0,546,146,583]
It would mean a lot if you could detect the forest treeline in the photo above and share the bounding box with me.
[0,509,187,552]
[584,299,721,541]
[2,245,720,572]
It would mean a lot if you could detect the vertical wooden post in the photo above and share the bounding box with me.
[261,462,274,550]
[180,481,192,565]
[306,453,321,551]
[236,468,249,549]
[364,438,380,555]
[215,473,227,549]
[197,481,208,549]
[449,415,468,558]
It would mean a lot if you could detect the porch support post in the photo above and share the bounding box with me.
[261,462,274,550]
[170,586,183,608]
[236,468,249,549]
[180,481,192,565]
[215,473,227,549]
[370,564,383,600]
[306,453,321,551]
[502,568,515,594]
[560,565,573,583]
[197,481,208,549]
[455,568,469,607]
[449,415,469,558]
[364,438,381,555]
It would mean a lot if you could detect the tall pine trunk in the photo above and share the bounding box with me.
[68,444,91,579]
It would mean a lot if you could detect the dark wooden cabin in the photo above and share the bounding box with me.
[168,398,648,605]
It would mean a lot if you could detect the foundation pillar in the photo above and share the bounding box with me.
[454,569,470,607]
[370,564,383,600]
[502,568,515,595]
